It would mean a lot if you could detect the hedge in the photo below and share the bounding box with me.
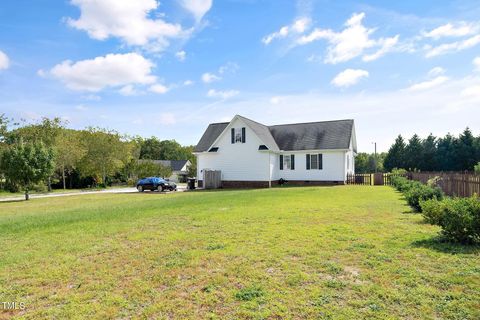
[421,197,480,244]
[391,176,443,212]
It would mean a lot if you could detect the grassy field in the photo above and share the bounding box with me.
[0,186,479,319]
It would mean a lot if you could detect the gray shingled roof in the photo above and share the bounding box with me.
[269,119,354,151]
[194,122,229,152]
[237,115,280,151]
[194,116,354,152]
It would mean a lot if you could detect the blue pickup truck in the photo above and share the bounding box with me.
[136,177,177,192]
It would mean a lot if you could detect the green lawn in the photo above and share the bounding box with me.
[0,186,479,319]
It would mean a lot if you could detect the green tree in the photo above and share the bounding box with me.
[139,137,162,159]
[421,134,437,171]
[14,117,64,191]
[354,153,369,173]
[133,161,173,179]
[384,135,406,171]
[455,128,477,171]
[404,134,423,170]
[0,140,55,200]
[78,128,132,186]
[437,134,456,171]
[56,130,86,189]
[474,162,480,174]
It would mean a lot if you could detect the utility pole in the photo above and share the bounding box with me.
[372,142,377,173]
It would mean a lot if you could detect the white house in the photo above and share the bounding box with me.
[194,115,356,188]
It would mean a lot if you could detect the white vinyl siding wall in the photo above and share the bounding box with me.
[197,118,271,181]
[271,151,346,181]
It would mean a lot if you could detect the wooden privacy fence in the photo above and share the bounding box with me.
[347,172,480,198]
[347,173,406,186]
[409,172,480,198]
[346,173,372,185]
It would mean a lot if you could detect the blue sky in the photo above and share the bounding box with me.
[0,0,479,152]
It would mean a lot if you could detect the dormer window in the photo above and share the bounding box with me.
[231,127,246,144]
[235,130,242,142]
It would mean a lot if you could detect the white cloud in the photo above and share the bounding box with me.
[179,0,212,22]
[425,34,480,58]
[423,22,478,39]
[67,0,184,51]
[184,79,194,86]
[218,62,239,75]
[175,50,186,61]
[474,57,480,71]
[0,50,9,70]
[202,72,221,83]
[119,85,139,96]
[461,85,480,98]
[408,76,449,91]
[298,12,400,64]
[362,35,399,62]
[262,17,311,45]
[269,96,287,105]
[331,69,369,87]
[207,89,239,99]
[149,84,169,94]
[201,62,238,83]
[428,67,446,77]
[48,53,156,92]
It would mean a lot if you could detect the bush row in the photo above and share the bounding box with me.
[391,176,443,212]
[421,197,480,244]
[391,176,480,244]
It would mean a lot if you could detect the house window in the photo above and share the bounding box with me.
[280,154,295,170]
[231,127,246,144]
[235,130,242,142]
[284,155,291,169]
[306,154,323,170]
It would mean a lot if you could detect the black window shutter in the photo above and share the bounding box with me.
[306,154,310,170]
[231,128,235,144]
[279,155,283,170]
[291,155,295,170]
[318,154,323,170]
[242,127,246,143]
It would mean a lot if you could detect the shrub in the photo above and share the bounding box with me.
[421,196,480,244]
[391,176,412,192]
[405,183,443,212]
[475,162,480,174]
[391,168,407,175]
[421,198,444,225]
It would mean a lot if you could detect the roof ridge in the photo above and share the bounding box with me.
[236,115,268,128]
[268,119,353,127]
[209,122,230,125]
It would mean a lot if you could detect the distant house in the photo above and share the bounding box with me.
[194,115,356,188]
[147,160,191,182]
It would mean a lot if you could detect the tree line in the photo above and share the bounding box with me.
[0,115,196,199]
[368,128,480,173]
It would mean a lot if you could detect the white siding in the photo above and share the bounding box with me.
[197,117,271,181]
[272,151,346,181]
